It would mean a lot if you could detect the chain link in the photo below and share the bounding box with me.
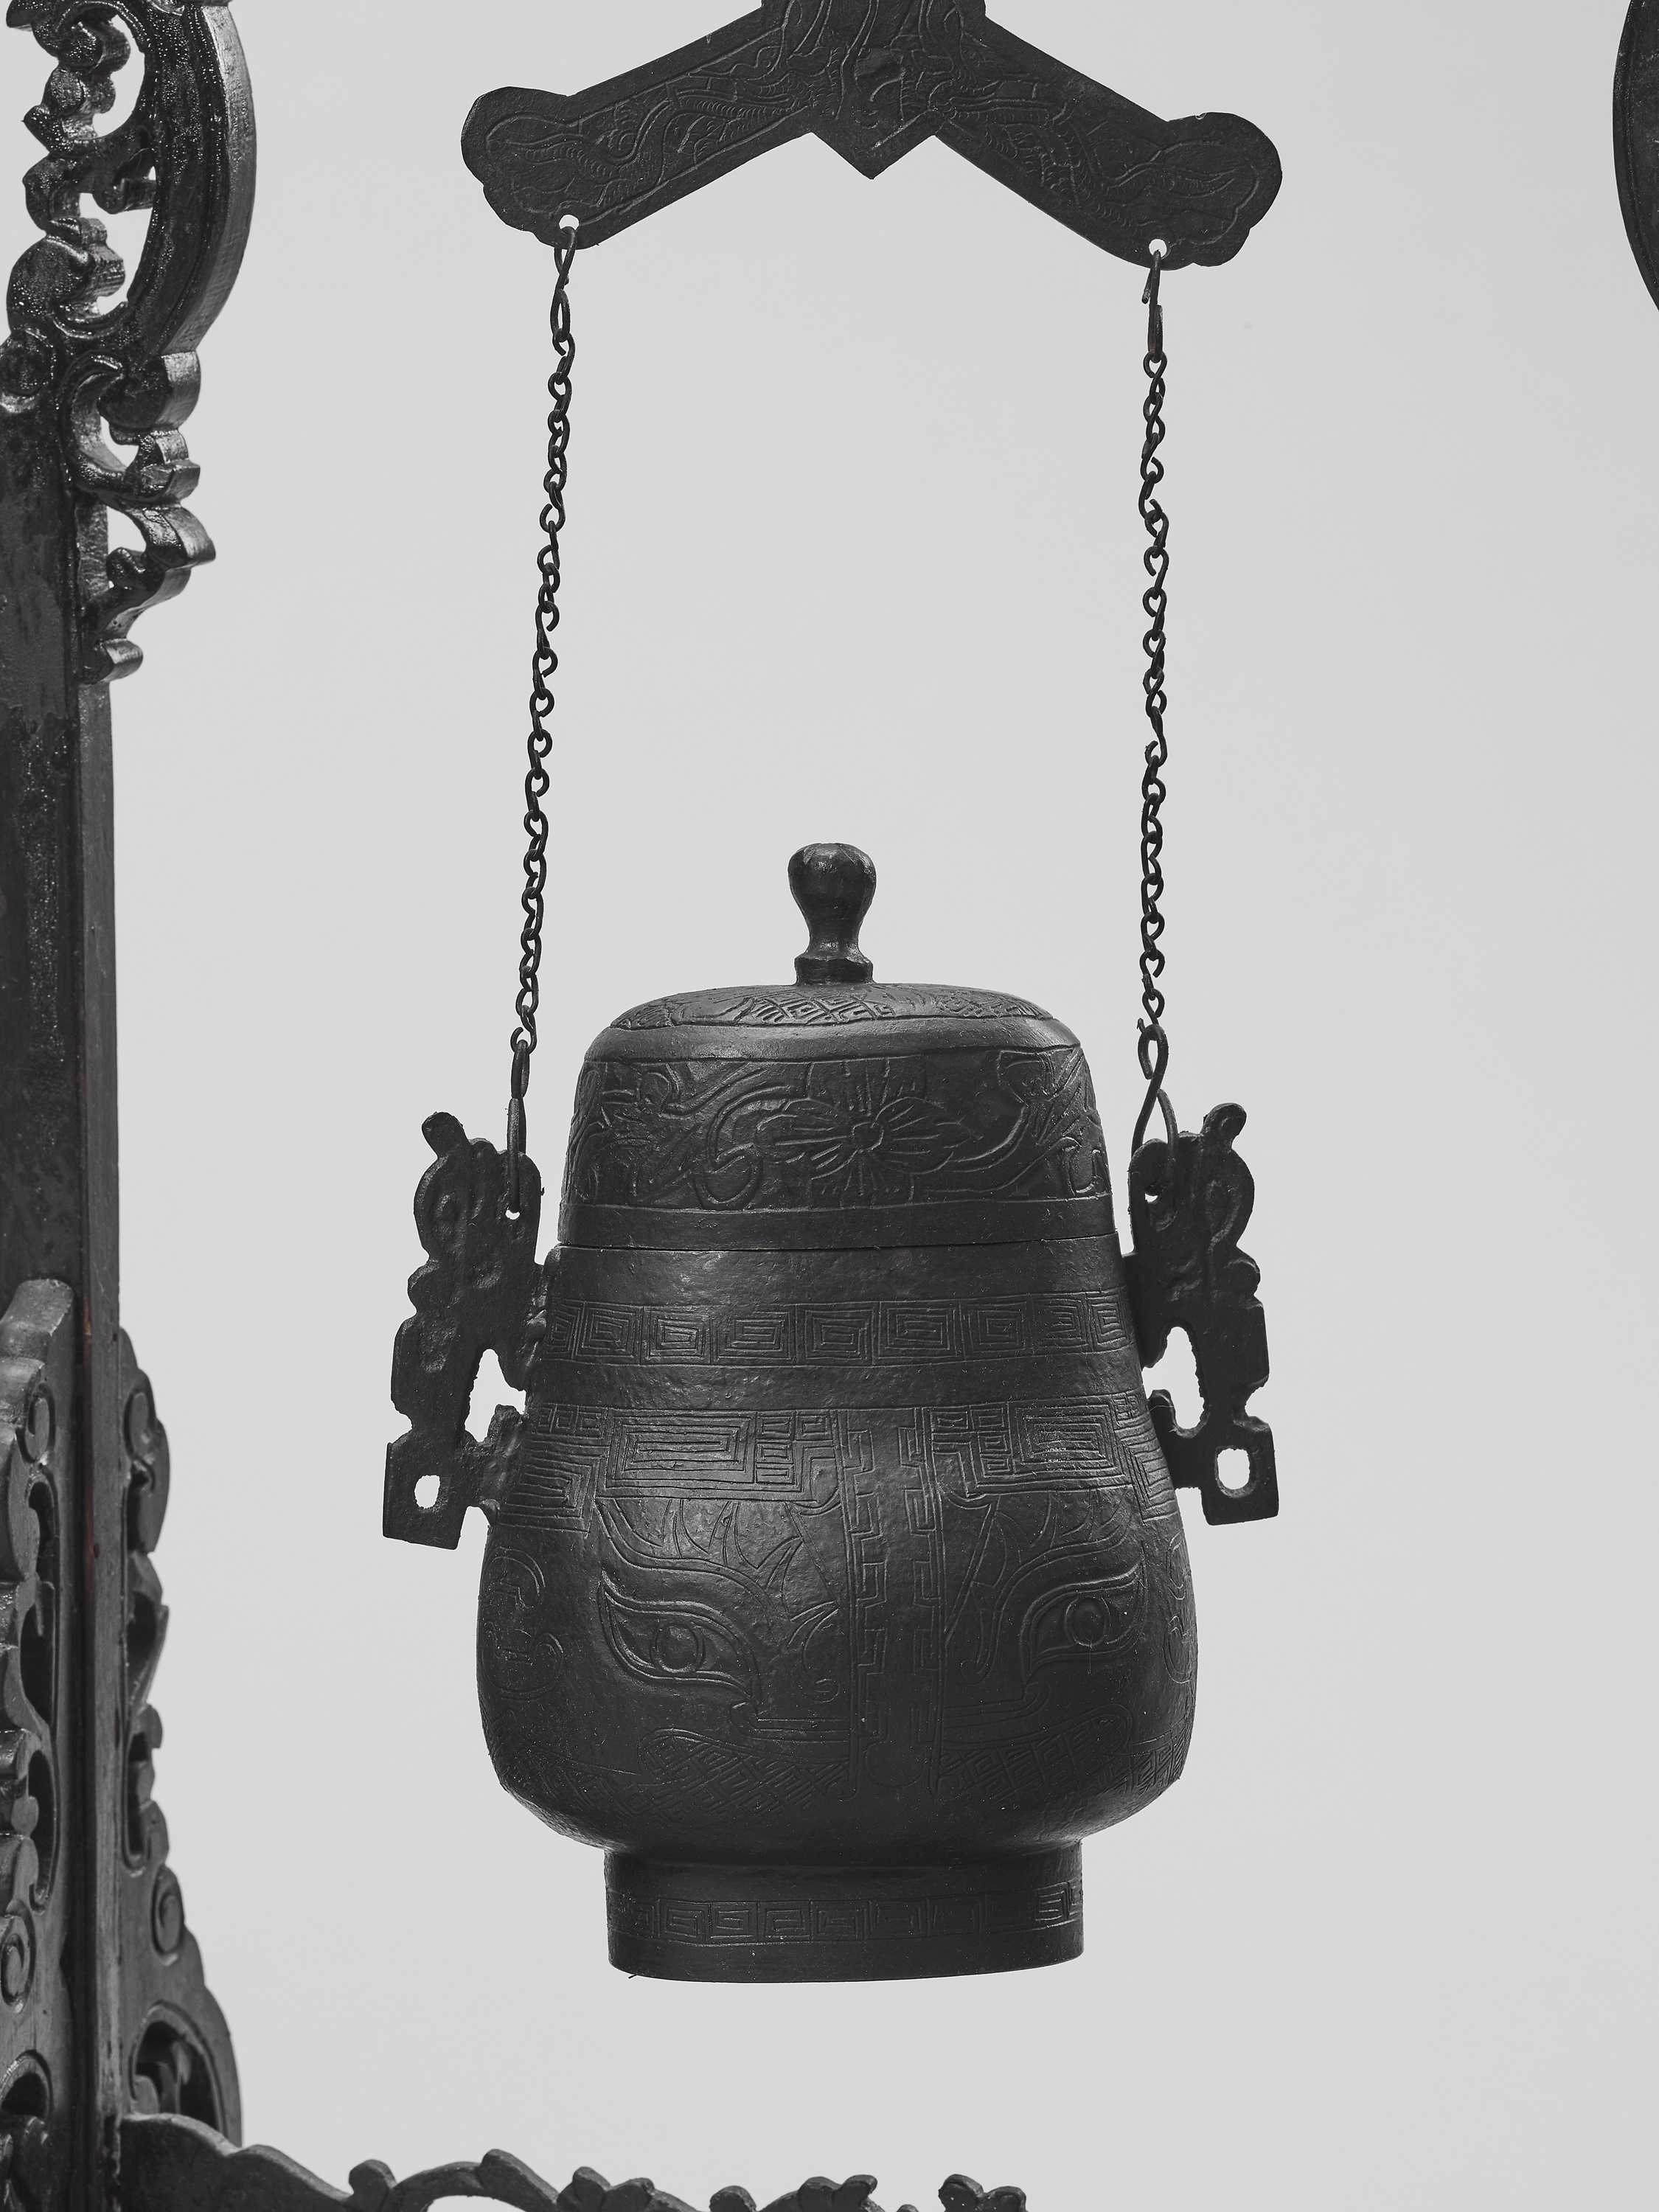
[506,218,579,1214]
[499,231,1175,1193]
[1133,250,1178,1161]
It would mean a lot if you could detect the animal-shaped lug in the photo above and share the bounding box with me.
[1126,1102,1279,1526]
[384,1113,546,1549]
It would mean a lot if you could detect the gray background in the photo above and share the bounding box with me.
[4,1,1653,2204]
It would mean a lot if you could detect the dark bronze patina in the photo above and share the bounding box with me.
[385,849,1274,1983]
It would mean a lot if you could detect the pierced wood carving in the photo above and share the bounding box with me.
[114,1332,238,2135]
[1125,1103,1278,1525]
[119,2114,1029,2212]
[0,0,254,679]
[0,1292,237,2208]
[0,1282,74,2212]
[463,0,1279,268]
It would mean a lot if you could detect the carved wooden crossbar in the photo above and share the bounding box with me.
[0,4,1279,2206]
[462,0,1280,268]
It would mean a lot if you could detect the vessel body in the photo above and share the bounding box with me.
[476,978,1196,1980]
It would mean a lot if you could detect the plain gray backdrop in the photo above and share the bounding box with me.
[3,2,1653,2205]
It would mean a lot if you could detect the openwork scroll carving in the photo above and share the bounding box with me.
[0,0,254,678]
[464,0,1279,268]
[116,1332,240,2138]
[0,1283,73,2212]
[118,2115,1030,2212]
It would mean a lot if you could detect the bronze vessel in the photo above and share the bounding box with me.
[387,845,1271,1983]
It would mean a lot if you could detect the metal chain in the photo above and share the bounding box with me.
[1133,249,1178,1161]
[506,216,579,1214]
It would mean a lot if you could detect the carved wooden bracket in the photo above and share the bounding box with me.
[0,0,254,680]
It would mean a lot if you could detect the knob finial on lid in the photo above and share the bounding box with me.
[790,844,875,984]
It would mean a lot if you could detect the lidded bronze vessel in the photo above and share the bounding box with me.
[387,845,1273,1983]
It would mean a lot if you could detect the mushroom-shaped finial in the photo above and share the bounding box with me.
[789,843,875,984]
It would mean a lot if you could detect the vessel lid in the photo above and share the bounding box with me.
[559,845,1113,1251]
